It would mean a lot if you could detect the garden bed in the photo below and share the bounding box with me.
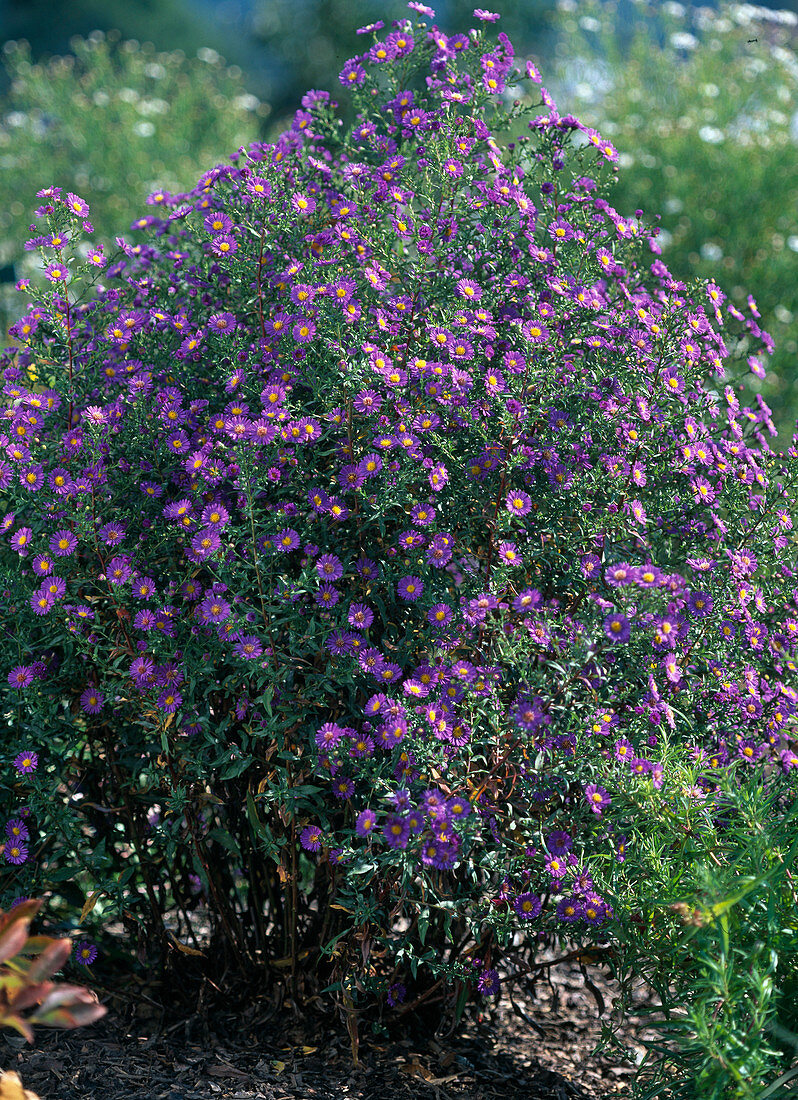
[6,959,646,1099]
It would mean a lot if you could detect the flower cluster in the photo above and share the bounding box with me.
[0,3,795,1062]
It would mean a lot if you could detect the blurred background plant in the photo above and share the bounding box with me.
[0,897,105,1100]
[546,0,798,446]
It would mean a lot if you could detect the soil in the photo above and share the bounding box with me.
[3,957,651,1100]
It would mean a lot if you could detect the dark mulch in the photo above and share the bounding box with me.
[5,959,645,1100]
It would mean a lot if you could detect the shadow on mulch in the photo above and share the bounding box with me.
[6,961,639,1100]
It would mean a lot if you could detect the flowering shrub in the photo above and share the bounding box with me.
[1,4,797,1094]
[550,0,798,444]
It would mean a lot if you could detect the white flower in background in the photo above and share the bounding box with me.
[670,32,698,50]
[699,125,725,143]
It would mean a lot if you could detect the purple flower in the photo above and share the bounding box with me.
[234,635,263,660]
[130,655,154,686]
[316,553,343,581]
[10,527,33,554]
[45,261,68,283]
[332,776,355,800]
[74,941,98,966]
[505,490,532,517]
[275,528,300,553]
[447,795,471,819]
[300,825,323,852]
[210,235,238,257]
[106,556,132,585]
[316,584,339,607]
[50,529,78,556]
[603,613,631,643]
[8,666,34,690]
[583,895,608,926]
[80,688,105,715]
[66,192,90,217]
[545,830,573,855]
[383,814,410,849]
[398,575,423,602]
[157,689,182,714]
[355,808,377,837]
[585,784,611,815]
[198,595,231,624]
[4,842,28,865]
[13,751,37,774]
[513,892,542,920]
[209,312,237,334]
[348,603,374,630]
[387,982,406,1007]
[545,853,568,878]
[6,818,29,841]
[556,897,584,923]
[477,968,500,996]
[687,590,714,618]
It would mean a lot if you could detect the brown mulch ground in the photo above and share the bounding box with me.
[4,960,648,1100]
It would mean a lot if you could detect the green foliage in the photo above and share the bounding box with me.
[550,0,798,445]
[0,31,265,341]
[606,783,798,1098]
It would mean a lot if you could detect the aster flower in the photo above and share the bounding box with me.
[447,795,470,819]
[14,751,38,774]
[585,784,611,815]
[687,591,714,618]
[10,527,33,553]
[316,553,344,581]
[583,896,608,926]
[603,612,631,643]
[333,776,355,800]
[383,814,410,849]
[198,595,231,624]
[398,575,423,601]
[106,556,133,585]
[80,688,105,715]
[300,825,323,852]
[66,192,90,217]
[545,830,573,855]
[513,892,542,920]
[157,689,182,714]
[347,603,374,630]
[556,897,583,923]
[505,490,532,517]
[30,591,54,616]
[387,982,406,1007]
[234,635,263,660]
[545,853,568,878]
[4,842,29,865]
[210,235,238,257]
[50,529,78,556]
[8,666,34,690]
[74,941,98,966]
[6,818,29,841]
[130,655,155,685]
[276,528,300,552]
[356,808,377,837]
[45,261,69,283]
